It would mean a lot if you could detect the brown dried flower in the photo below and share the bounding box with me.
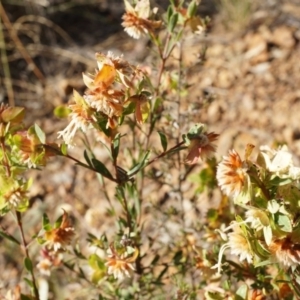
[44,211,75,252]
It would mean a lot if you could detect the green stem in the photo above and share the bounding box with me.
[16,211,39,299]
[129,141,186,178]
[43,144,119,183]
[122,192,132,234]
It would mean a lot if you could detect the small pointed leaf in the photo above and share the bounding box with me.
[24,257,33,272]
[0,230,20,245]
[42,213,51,231]
[34,123,46,144]
[158,131,168,152]
[91,158,114,180]
[112,133,121,161]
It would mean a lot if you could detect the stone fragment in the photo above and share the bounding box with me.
[271,26,295,49]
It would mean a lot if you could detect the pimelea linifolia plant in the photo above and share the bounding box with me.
[1,1,300,299]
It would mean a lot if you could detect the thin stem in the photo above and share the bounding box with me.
[122,192,132,233]
[129,141,186,178]
[139,30,177,199]
[43,144,119,183]
[175,41,184,221]
[16,211,39,299]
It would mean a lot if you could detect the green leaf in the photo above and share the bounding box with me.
[91,269,105,284]
[63,262,75,271]
[95,113,111,137]
[206,208,218,223]
[42,213,52,231]
[204,292,224,300]
[89,253,105,270]
[74,247,86,259]
[169,0,176,7]
[168,12,178,32]
[34,123,46,144]
[2,106,25,123]
[91,158,114,180]
[187,0,197,17]
[36,237,46,245]
[54,214,63,228]
[0,230,20,245]
[153,97,163,111]
[84,150,93,168]
[251,239,270,259]
[123,102,136,115]
[54,105,71,118]
[269,176,293,186]
[127,150,151,176]
[112,133,121,161]
[158,131,168,152]
[276,213,292,232]
[173,250,183,265]
[61,143,68,155]
[23,277,33,288]
[24,257,33,272]
[235,284,248,300]
[167,5,174,23]
[254,259,273,268]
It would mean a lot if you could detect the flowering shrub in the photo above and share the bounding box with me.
[1,0,300,299]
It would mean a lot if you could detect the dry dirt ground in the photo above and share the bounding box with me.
[1,0,300,297]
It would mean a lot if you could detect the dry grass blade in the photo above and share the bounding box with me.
[6,43,95,67]
[13,15,76,47]
[0,7,14,106]
[0,2,45,82]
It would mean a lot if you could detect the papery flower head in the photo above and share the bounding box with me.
[82,52,142,128]
[0,176,31,211]
[57,90,96,147]
[95,52,137,87]
[4,286,21,300]
[44,211,75,252]
[217,149,249,198]
[269,236,300,268]
[122,0,161,39]
[183,124,219,165]
[212,222,253,274]
[13,127,58,168]
[37,248,62,276]
[125,92,151,124]
[84,88,124,120]
[105,244,138,280]
[227,224,253,264]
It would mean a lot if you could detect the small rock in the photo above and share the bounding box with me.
[207,101,222,123]
[271,26,295,49]
[216,69,235,88]
[244,32,268,64]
